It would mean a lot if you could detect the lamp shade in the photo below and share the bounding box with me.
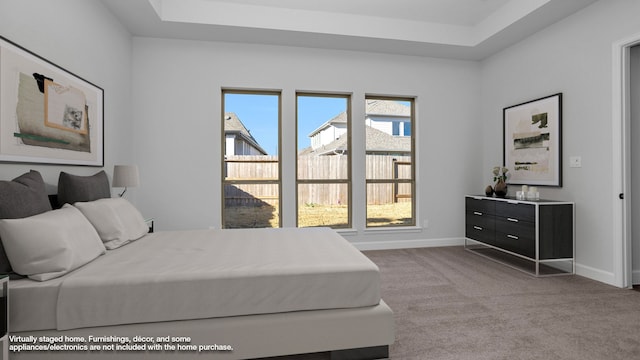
[112,165,139,188]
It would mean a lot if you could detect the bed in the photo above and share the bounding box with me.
[0,170,394,360]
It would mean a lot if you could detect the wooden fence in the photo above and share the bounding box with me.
[224,155,411,206]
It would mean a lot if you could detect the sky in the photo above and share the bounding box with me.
[224,93,347,155]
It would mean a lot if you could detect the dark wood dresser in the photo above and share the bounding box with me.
[465,195,574,276]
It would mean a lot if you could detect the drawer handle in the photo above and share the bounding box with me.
[507,234,519,240]
[507,218,519,222]
[473,226,483,231]
[473,211,483,216]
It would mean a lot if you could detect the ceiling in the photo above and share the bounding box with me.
[100,0,597,60]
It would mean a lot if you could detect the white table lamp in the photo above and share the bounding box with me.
[112,165,139,197]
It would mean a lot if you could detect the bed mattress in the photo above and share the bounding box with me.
[10,227,381,331]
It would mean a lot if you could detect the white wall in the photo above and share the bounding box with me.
[0,0,133,195]
[131,38,482,246]
[481,0,640,285]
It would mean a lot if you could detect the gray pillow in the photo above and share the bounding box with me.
[57,170,111,206]
[0,170,52,274]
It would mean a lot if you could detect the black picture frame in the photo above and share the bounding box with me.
[503,93,562,187]
[0,36,104,166]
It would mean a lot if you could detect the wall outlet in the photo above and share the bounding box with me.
[569,156,582,168]
[423,219,429,228]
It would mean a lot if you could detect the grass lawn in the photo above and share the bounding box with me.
[224,202,412,228]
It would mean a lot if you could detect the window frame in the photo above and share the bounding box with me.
[221,88,282,228]
[365,95,416,228]
[295,92,352,229]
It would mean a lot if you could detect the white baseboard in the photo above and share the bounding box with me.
[352,237,465,251]
[632,270,640,285]
[575,263,616,287]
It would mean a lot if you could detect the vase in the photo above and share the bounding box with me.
[494,179,508,198]
[485,185,494,197]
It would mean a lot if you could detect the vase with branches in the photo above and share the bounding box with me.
[492,166,509,197]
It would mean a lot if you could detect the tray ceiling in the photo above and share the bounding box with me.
[101,0,597,60]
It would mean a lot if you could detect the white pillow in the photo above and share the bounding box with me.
[0,204,106,281]
[74,198,148,249]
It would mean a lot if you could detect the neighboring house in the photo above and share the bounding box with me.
[303,100,411,156]
[224,112,267,156]
[300,126,411,156]
[307,112,348,151]
[365,100,411,137]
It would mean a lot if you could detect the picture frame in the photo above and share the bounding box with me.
[503,93,562,187]
[0,36,103,166]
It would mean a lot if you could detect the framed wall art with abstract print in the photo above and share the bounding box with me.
[0,36,103,166]
[503,93,562,187]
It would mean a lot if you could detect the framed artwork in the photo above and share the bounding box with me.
[0,36,103,166]
[503,93,562,187]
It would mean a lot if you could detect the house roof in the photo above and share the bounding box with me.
[308,111,347,137]
[365,126,411,153]
[224,112,267,155]
[308,100,410,137]
[365,100,410,117]
[300,125,411,156]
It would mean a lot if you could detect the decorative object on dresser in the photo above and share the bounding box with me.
[503,93,562,187]
[515,185,540,200]
[492,166,509,198]
[485,185,494,197]
[464,195,574,276]
[112,165,139,197]
[0,36,104,166]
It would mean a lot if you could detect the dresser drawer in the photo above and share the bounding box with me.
[465,197,495,215]
[495,217,535,239]
[466,222,495,245]
[466,210,495,245]
[495,201,535,222]
[466,208,494,223]
[495,219,535,259]
[494,231,535,258]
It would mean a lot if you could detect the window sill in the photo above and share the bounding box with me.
[336,228,358,236]
[363,226,423,235]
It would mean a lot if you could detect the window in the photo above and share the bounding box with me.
[404,121,411,136]
[296,93,351,228]
[392,121,411,136]
[365,97,415,227]
[222,90,281,228]
[392,121,400,136]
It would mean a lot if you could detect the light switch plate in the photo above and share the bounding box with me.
[569,156,581,168]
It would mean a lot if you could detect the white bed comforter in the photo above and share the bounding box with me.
[54,227,380,330]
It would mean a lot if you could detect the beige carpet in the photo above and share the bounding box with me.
[271,246,640,360]
[365,246,640,360]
